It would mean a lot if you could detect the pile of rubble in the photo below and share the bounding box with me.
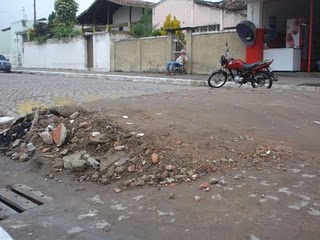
[0,107,294,192]
[0,107,205,192]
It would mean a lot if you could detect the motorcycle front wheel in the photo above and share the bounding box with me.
[251,72,273,89]
[208,70,227,88]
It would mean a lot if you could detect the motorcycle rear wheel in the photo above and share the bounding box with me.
[251,72,273,89]
[208,70,227,88]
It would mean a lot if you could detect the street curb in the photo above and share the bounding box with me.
[16,70,208,87]
[14,70,320,91]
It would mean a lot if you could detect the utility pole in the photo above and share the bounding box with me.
[33,0,37,26]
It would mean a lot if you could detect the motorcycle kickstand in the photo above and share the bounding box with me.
[239,83,243,88]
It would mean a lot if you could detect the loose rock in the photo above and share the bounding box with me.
[218,179,227,186]
[12,139,21,148]
[199,182,210,190]
[107,165,116,178]
[70,111,80,119]
[136,179,145,186]
[169,192,175,199]
[128,165,136,172]
[60,149,69,156]
[53,157,64,169]
[209,178,219,185]
[115,156,129,167]
[79,175,86,182]
[165,165,174,171]
[87,157,100,167]
[39,132,53,145]
[114,145,125,151]
[79,122,89,128]
[151,153,159,164]
[115,166,126,174]
[194,196,201,202]
[91,172,99,182]
[101,177,110,185]
[19,153,29,161]
[11,152,20,160]
[52,123,67,147]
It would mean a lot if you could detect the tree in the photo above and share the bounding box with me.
[53,0,80,38]
[54,0,78,26]
[27,12,55,43]
[132,9,161,37]
[160,14,184,43]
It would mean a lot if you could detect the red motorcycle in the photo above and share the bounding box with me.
[208,43,277,89]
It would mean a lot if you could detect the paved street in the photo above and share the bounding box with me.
[0,71,319,240]
[0,73,193,116]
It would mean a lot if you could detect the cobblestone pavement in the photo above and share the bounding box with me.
[0,73,194,116]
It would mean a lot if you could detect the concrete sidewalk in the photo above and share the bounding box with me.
[12,67,320,91]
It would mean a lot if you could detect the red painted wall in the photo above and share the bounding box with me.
[246,28,265,63]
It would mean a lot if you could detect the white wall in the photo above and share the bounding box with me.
[153,0,245,29]
[223,11,246,29]
[153,0,193,28]
[193,3,221,27]
[247,0,263,28]
[24,37,86,69]
[0,30,11,58]
[93,32,111,71]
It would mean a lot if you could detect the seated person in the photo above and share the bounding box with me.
[165,50,188,75]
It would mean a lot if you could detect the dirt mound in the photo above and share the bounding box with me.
[0,106,294,192]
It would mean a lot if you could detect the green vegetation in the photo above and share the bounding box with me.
[131,9,161,37]
[53,0,80,38]
[28,0,80,43]
[160,14,185,43]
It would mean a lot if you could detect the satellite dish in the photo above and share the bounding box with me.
[236,20,256,46]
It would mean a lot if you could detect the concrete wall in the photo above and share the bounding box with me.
[191,31,245,74]
[24,32,113,71]
[141,36,168,72]
[113,36,168,72]
[24,37,86,69]
[113,39,139,72]
[113,31,245,74]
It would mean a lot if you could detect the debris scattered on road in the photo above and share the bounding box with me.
[199,182,209,190]
[0,106,295,192]
[0,116,15,126]
[194,196,201,202]
[169,192,175,199]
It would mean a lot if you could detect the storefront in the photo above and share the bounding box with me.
[246,0,320,72]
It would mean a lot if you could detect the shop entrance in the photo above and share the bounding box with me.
[311,0,320,71]
[262,0,320,72]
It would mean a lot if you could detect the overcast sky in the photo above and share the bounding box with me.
[0,0,219,29]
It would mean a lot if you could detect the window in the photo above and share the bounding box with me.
[194,24,220,33]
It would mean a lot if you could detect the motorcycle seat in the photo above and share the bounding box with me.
[243,63,259,70]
